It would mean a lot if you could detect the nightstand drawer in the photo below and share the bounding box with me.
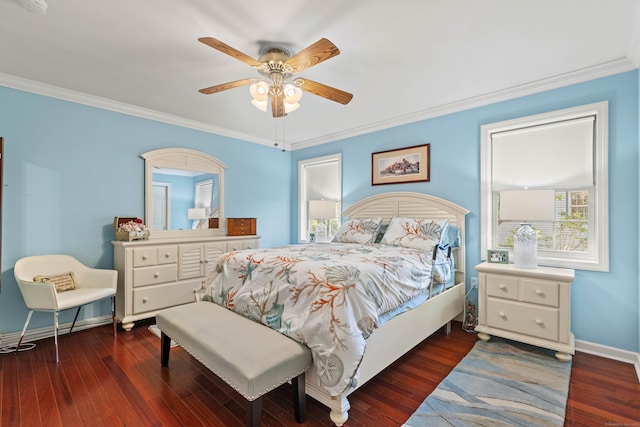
[133,264,178,287]
[487,299,559,342]
[521,279,559,307]
[486,274,519,300]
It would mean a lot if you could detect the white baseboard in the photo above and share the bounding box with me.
[576,339,640,383]
[0,315,113,349]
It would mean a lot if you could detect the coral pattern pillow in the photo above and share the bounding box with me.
[381,217,448,250]
[33,271,77,292]
[332,218,383,244]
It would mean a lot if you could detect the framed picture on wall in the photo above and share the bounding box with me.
[372,144,430,185]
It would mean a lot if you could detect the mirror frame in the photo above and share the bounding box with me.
[141,148,227,239]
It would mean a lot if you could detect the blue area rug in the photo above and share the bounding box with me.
[403,337,572,427]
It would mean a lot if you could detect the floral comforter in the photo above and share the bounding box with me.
[201,242,452,396]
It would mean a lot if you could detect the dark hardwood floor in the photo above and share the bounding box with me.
[1,320,638,426]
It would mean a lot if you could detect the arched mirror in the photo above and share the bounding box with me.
[141,148,226,238]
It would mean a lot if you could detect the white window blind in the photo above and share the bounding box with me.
[491,116,595,191]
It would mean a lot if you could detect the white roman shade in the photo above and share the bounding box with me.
[491,116,595,191]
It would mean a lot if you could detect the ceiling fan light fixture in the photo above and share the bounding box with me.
[284,102,300,114]
[15,0,47,14]
[251,99,268,112]
[283,84,302,104]
[249,81,269,101]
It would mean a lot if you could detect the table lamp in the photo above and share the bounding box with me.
[499,189,555,268]
[308,200,336,243]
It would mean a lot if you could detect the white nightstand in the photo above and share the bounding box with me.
[475,262,575,361]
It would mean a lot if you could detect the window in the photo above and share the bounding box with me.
[298,154,342,242]
[481,102,608,271]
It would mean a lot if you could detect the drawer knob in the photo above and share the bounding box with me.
[164,253,171,258]
[142,297,148,303]
[142,255,148,260]
[154,273,159,278]
[499,311,506,319]
[535,319,543,326]
[498,284,507,291]
[536,289,544,296]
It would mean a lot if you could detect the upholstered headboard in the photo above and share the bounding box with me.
[344,192,469,283]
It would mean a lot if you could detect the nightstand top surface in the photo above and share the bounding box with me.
[475,261,575,281]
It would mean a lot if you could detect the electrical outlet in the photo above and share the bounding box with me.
[470,277,478,289]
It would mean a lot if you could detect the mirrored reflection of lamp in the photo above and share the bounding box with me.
[188,208,207,229]
[308,200,336,243]
[500,189,555,268]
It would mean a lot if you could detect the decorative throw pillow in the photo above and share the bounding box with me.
[332,218,383,244]
[381,217,449,251]
[33,271,77,292]
[374,222,389,244]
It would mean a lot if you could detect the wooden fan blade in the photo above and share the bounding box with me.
[286,38,340,73]
[199,78,253,95]
[298,79,353,105]
[198,37,261,67]
[271,92,286,117]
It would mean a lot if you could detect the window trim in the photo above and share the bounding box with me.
[480,101,608,271]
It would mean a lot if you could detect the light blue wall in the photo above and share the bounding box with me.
[0,86,292,333]
[291,70,640,353]
[1,70,638,354]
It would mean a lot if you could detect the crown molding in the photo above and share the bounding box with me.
[0,72,275,148]
[289,57,637,150]
[1,56,636,152]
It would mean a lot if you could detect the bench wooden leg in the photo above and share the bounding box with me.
[160,332,171,366]
[247,397,261,427]
[293,372,306,423]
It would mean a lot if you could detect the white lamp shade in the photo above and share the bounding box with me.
[308,200,336,219]
[249,81,269,101]
[500,189,555,222]
[188,208,206,220]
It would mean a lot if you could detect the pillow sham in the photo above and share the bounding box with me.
[332,218,383,244]
[381,217,448,250]
[33,271,77,292]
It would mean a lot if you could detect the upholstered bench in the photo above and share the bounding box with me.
[156,301,312,427]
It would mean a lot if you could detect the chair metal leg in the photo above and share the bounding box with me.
[69,306,81,334]
[112,296,117,337]
[15,310,34,353]
[54,311,60,363]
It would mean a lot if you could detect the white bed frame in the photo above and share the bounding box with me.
[304,192,469,426]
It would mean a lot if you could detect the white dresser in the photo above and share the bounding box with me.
[475,262,575,361]
[113,235,259,331]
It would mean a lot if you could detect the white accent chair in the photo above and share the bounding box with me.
[14,254,117,362]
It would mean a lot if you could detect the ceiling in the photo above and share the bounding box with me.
[1,0,638,150]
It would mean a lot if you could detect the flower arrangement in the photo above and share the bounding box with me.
[118,218,148,232]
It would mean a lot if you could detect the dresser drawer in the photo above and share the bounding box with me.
[156,246,178,265]
[227,218,257,236]
[133,247,157,267]
[486,274,519,301]
[132,281,197,314]
[133,264,177,287]
[487,299,559,342]
[521,279,559,307]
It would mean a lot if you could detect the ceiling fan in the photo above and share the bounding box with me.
[198,37,353,118]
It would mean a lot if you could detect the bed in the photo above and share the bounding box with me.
[200,192,468,426]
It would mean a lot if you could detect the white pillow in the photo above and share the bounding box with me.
[332,218,383,244]
[381,217,448,250]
